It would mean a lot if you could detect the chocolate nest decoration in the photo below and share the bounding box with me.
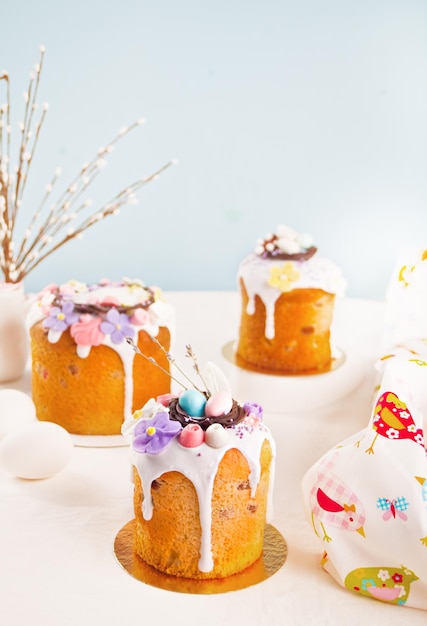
[261,245,317,261]
[51,285,156,316]
[168,397,246,431]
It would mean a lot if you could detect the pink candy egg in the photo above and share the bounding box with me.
[205,391,233,418]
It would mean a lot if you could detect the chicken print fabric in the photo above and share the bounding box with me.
[302,353,427,610]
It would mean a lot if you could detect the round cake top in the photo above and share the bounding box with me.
[238,225,346,297]
[29,277,174,357]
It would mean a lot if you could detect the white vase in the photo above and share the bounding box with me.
[0,282,29,382]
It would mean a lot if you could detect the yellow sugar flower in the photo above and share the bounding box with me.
[268,263,300,292]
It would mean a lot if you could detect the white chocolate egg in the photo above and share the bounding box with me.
[0,421,73,479]
[0,389,37,441]
[205,423,228,448]
[276,237,300,254]
[204,391,233,417]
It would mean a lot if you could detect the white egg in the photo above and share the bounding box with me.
[0,389,37,441]
[0,421,73,479]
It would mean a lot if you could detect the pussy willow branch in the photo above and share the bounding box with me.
[13,159,175,282]
[0,47,176,283]
[14,46,46,217]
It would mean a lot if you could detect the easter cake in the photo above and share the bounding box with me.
[29,278,174,436]
[122,355,276,580]
[236,225,346,374]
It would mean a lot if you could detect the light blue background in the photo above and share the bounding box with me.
[1,1,427,299]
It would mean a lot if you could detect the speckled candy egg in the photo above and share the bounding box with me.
[178,389,207,417]
[0,421,73,479]
[205,391,233,417]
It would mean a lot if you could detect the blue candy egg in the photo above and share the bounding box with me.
[178,389,207,418]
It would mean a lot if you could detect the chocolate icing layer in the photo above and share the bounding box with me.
[168,397,246,431]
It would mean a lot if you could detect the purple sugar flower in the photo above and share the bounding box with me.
[99,308,135,344]
[243,401,263,420]
[133,411,181,454]
[43,301,79,332]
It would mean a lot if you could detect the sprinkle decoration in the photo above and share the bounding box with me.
[0,46,177,283]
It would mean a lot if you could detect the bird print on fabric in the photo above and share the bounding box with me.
[309,453,366,542]
[345,566,418,605]
[365,392,425,454]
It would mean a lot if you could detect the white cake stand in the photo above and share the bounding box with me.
[220,341,366,414]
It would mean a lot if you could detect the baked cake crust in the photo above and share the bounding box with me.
[132,441,273,579]
[31,323,171,435]
[236,280,335,373]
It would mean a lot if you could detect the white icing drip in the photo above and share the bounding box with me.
[130,424,275,573]
[76,344,91,358]
[103,335,136,421]
[238,252,346,339]
[47,329,61,344]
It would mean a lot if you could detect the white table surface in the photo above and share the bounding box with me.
[1,291,426,626]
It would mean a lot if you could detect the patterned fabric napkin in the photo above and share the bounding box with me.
[302,348,427,610]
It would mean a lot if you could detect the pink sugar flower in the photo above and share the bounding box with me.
[70,314,104,346]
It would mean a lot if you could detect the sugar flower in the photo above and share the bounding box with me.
[70,314,104,346]
[100,308,135,344]
[243,401,263,420]
[121,398,167,438]
[133,411,182,454]
[268,262,300,292]
[42,301,79,332]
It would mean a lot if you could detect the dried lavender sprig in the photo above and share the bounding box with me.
[148,333,204,393]
[185,344,212,396]
[125,336,189,391]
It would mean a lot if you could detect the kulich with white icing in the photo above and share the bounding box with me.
[123,393,275,579]
[236,225,346,373]
[29,278,174,435]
